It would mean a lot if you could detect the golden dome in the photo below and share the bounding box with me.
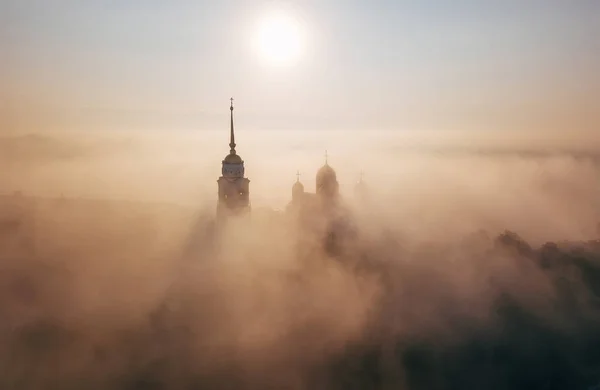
[223,153,243,164]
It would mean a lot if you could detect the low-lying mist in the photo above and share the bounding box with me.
[1,130,600,389]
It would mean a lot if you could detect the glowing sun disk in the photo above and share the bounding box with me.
[255,12,304,66]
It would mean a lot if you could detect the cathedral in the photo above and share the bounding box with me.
[216,98,251,220]
[286,153,341,215]
[216,99,367,224]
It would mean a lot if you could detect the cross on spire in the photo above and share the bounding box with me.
[229,97,236,154]
[325,150,328,164]
[296,170,301,182]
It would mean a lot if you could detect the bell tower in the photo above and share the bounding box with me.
[216,98,251,220]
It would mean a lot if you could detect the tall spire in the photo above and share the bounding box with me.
[229,97,236,154]
[325,150,328,165]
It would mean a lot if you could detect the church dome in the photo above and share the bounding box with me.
[316,162,339,198]
[223,152,243,164]
[293,180,305,192]
[316,163,336,183]
[292,171,305,202]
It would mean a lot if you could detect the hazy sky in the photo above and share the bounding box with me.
[2,0,599,132]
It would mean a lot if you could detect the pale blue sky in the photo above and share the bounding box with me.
[2,0,599,132]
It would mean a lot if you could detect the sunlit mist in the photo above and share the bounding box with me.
[2,1,600,389]
[253,10,305,66]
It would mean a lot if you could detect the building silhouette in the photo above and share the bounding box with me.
[214,99,365,225]
[216,98,251,220]
[286,151,342,216]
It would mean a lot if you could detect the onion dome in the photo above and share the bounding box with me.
[293,180,305,192]
[316,163,336,183]
[293,170,304,190]
[316,161,337,191]
[316,151,339,197]
[292,170,305,201]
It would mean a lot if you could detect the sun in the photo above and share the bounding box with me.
[254,11,305,66]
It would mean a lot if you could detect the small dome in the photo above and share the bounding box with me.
[293,180,305,192]
[223,153,243,164]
